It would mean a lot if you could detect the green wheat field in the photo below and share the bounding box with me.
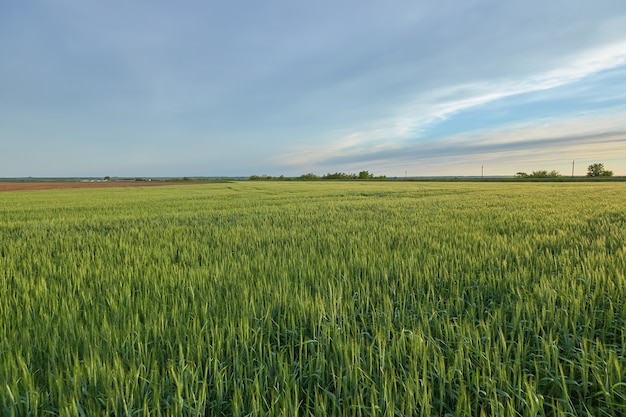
[1,181,625,416]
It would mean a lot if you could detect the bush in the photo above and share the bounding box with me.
[515,170,560,178]
[587,163,613,177]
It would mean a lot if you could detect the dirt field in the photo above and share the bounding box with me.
[0,181,216,192]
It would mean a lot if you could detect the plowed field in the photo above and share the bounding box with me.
[0,181,211,192]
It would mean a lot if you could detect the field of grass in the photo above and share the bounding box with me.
[1,181,625,416]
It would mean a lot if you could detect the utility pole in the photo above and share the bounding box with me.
[571,160,575,178]
[481,165,484,179]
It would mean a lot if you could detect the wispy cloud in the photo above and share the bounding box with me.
[282,107,626,175]
[397,41,625,137]
[280,40,626,174]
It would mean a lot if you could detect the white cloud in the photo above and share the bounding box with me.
[282,107,626,176]
[401,40,626,134]
[280,38,626,172]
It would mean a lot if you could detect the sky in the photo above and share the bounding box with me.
[2,0,626,177]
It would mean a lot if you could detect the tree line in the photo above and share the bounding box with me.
[516,163,613,178]
[250,163,615,181]
[249,171,386,181]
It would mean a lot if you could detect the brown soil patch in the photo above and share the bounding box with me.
[0,181,218,192]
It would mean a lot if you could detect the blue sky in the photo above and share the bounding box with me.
[2,1,626,177]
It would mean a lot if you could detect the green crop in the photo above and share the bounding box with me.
[1,181,625,416]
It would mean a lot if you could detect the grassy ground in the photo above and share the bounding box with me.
[1,181,625,416]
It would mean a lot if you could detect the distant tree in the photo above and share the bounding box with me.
[104,176,111,181]
[323,172,358,179]
[300,171,384,180]
[516,170,561,178]
[299,173,320,180]
[533,170,555,178]
[587,163,613,177]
